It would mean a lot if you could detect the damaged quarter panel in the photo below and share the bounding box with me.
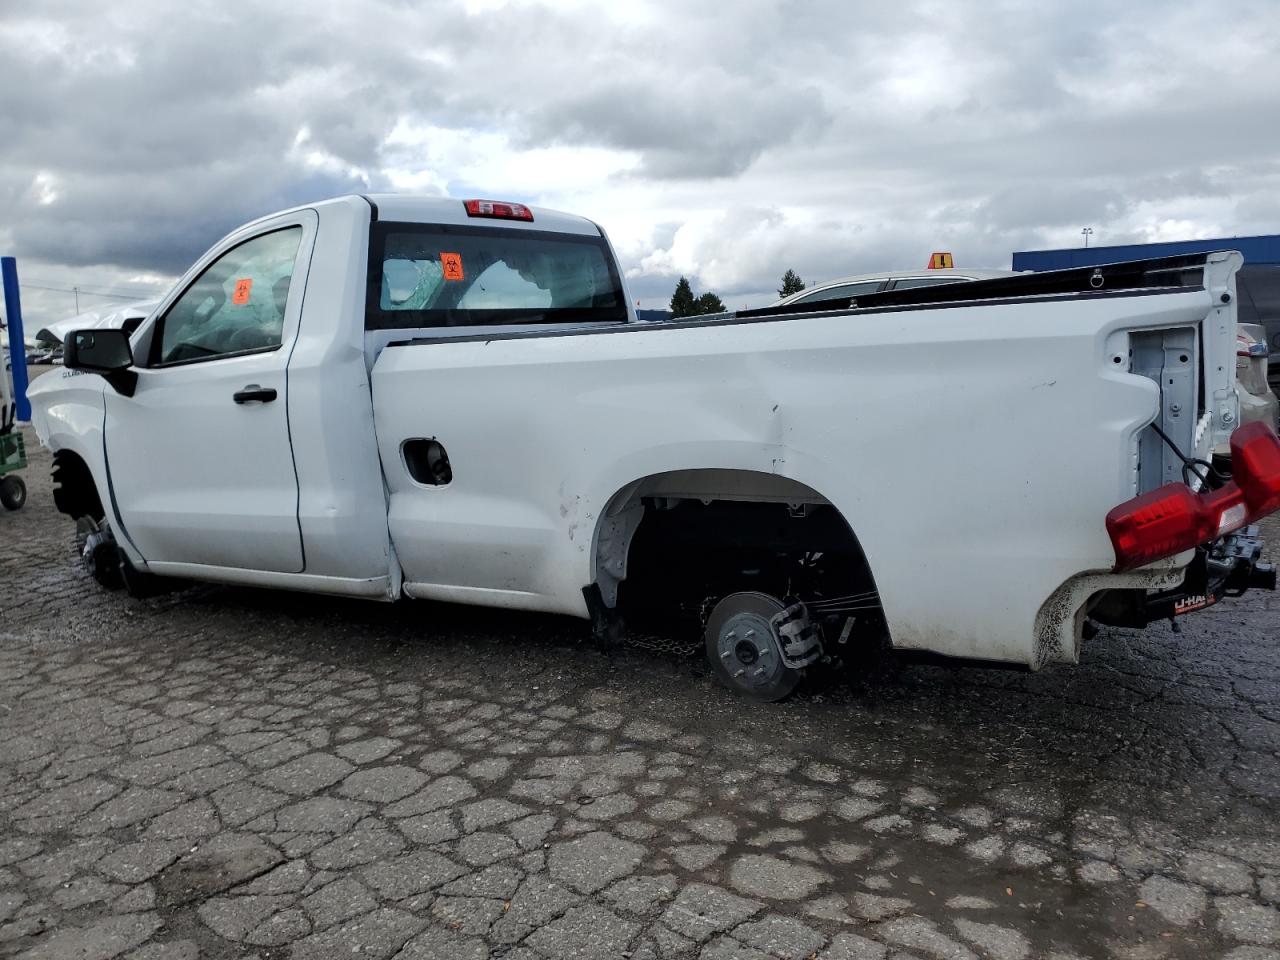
[370,285,1217,664]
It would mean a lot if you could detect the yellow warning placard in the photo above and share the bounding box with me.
[440,252,464,282]
[927,252,954,269]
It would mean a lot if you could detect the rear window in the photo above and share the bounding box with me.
[366,222,627,329]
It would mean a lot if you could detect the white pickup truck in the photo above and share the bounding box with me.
[28,195,1280,700]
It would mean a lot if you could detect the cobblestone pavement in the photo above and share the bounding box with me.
[2,425,1279,960]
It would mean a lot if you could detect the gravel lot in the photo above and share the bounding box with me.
[2,419,1279,959]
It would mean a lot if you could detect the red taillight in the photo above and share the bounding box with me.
[1106,485,1218,572]
[464,199,533,222]
[1232,421,1280,517]
[1107,423,1280,572]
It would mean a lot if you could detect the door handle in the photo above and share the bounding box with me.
[233,385,277,404]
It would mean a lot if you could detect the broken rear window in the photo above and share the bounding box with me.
[366,222,627,329]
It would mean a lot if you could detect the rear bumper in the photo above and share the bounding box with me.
[1090,525,1276,628]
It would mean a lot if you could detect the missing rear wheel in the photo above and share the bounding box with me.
[704,591,800,702]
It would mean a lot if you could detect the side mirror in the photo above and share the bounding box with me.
[63,329,137,396]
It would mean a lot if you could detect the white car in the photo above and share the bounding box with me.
[1235,323,1280,438]
[1,330,41,370]
[774,268,1020,307]
[34,300,158,352]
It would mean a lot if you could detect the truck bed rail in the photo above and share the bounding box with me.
[386,252,1228,351]
[736,252,1221,319]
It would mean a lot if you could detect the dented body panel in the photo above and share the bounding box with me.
[374,279,1236,665]
[27,196,1249,669]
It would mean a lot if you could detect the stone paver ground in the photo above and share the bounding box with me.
[1,420,1279,959]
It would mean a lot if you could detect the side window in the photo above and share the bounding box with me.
[889,276,971,290]
[154,227,302,366]
[793,280,883,304]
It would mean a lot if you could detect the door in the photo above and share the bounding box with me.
[104,213,316,573]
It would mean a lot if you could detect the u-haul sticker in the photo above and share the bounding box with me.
[1174,594,1215,615]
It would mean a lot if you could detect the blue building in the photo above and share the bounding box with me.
[1013,235,1280,368]
[1012,233,1280,272]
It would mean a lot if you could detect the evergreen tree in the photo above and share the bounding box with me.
[778,269,805,298]
[669,276,697,318]
[694,291,726,315]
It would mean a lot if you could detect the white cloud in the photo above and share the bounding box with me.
[381,121,639,198]
[2,0,1279,321]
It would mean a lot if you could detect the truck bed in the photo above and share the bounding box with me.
[371,250,1243,668]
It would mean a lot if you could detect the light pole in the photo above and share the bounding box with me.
[1081,227,1093,249]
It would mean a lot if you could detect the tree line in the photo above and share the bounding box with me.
[667,269,806,318]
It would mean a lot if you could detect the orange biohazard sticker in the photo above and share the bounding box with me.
[232,278,253,304]
[440,252,464,282]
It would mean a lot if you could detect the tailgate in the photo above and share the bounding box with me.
[1127,251,1240,495]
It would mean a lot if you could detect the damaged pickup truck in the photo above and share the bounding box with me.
[28,195,1280,700]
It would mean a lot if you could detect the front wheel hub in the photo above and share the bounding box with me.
[80,519,124,590]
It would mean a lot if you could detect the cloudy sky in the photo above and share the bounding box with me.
[3,0,1279,325]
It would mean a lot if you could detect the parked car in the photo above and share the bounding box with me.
[27,347,61,365]
[773,268,1020,307]
[27,196,1280,701]
[1236,265,1280,392]
[33,301,158,358]
[1236,323,1279,433]
[1,329,41,371]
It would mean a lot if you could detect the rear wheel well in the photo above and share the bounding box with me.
[51,450,104,522]
[593,470,886,645]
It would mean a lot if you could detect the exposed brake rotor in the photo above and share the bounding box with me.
[704,591,818,702]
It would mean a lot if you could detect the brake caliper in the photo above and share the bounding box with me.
[770,601,823,669]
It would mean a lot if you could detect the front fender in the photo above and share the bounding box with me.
[27,369,147,567]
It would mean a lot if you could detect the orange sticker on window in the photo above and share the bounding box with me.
[232,278,253,304]
[440,252,464,282]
